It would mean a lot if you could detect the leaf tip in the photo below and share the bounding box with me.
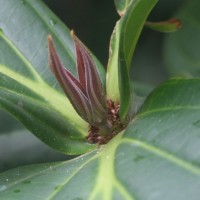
[168,18,182,30]
[145,18,182,33]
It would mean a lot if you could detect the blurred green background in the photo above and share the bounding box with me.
[0,0,186,172]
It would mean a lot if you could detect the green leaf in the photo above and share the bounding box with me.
[114,0,132,16]
[1,78,200,199]
[164,0,200,77]
[0,0,106,154]
[107,0,158,119]
[0,110,22,133]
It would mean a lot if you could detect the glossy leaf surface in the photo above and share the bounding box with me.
[1,78,200,199]
[164,0,200,77]
[107,0,158,120]
[0,0,107,154]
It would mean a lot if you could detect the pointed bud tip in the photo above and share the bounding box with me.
[70,30,75,38]
[47,35,53,44]
[47,35,57,74]
[47,35,54,53]
[70,30,80,45]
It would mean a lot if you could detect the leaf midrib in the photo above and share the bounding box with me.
[0,64,87,132]
[0,32,43,83]
[0,86,88,141]
[88,133,134,200]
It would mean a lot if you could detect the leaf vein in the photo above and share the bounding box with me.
[137,106,200,118]
[46,154,99,200]
[122,138,200,175]
[0,33,44,83]
[24,0,75,66]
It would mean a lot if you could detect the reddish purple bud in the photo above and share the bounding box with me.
[71,31,107,122]
[48,34,107,126]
